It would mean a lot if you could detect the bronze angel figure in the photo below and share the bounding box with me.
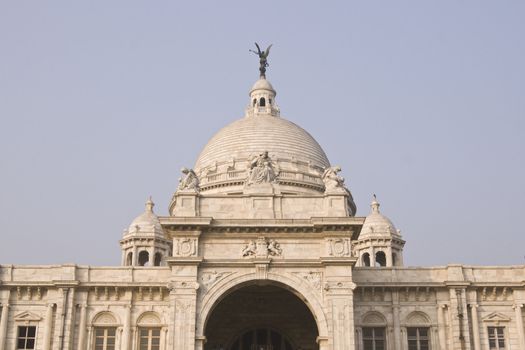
[250,42,273,78]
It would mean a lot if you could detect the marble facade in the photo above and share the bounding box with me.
[1,73,524,350]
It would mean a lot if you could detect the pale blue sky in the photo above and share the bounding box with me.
[0,1,524,266]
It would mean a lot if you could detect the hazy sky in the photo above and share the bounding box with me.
[1,1,524,267]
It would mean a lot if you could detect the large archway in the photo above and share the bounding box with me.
[204,283,319,350]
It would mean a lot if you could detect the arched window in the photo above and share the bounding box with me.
[392,252,398,267]
[259,97,266,107]
[126,252,133,266]
[91,312,119,350]
[137,312,162,350]
[138,251,149,266]
[154,253,162,267]
[361,312,387,350]
[375,251,387,267]
[362,253,371,267]
[253,98,257,106]
[269,98,272,105]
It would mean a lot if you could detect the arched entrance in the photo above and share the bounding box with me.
[204,283,319,350]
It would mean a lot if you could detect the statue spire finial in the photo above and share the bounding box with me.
[145,196,154,212]
[371,194,380,213]
[250,42,273,78]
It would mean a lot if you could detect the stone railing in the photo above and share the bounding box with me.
[199,168,324,191]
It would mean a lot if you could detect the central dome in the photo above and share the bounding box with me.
[195,115,330,172]
[193,78,332,194]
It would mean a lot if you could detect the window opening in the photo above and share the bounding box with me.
[94,327,116,350]
[259,97,266,107]
[392,253,397,266]
[407,327,429,350]
[138,251,149,266]
[154,253,162,267]
[139,328,161,350]
[17,326,36,350]
[126,252,133,266]
[363,327,385,350]
[488,326,505,350]
[362,253,371,267]
[375,251,387,267]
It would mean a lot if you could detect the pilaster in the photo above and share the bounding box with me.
[0,290,10,350]
[77,303,87,350]
[392,289,401,350]
[513,303,525,350]
[43,303,56,350]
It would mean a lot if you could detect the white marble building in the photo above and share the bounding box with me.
[1,68,525,350]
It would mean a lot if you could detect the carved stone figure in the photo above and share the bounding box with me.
[322,165,346,192]
[241,240,257,257]
[177,167,199,192]
[267,240,282,256]
[242,238,283,258]
[246,151,278,185]
[249,42,272,78]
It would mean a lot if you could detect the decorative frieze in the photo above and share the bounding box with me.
[480,287,511,301]
[242,237,282,258]
[14,286,46,301]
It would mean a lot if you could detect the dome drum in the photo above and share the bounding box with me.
[197,157,326,194]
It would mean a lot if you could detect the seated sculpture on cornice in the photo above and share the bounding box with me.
[246,151,279,185]
[322,165,346,193]
[177,167,200,192]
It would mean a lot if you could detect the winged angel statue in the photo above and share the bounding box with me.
[250,42,273,78]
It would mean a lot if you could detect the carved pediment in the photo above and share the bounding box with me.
[14,311,41,322]
[482,312,511,323]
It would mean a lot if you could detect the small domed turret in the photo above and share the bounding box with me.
[120,198,171,266]
[354,195,405,267]
[124,198,164,239]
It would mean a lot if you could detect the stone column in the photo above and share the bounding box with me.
[77,304,88,350]
[43,303,56,350]
[437,304,448,350]
[386,246,393,267]
[391,288,401,350]
[355,328,362,350]
[513,304,525,350]
[0,302,10,350]
[400,327,407,350]
[132,245,138,266]
[121,304,132,350]
[370,247,376,267]
[148,247,155,266]
[470,304,480,350]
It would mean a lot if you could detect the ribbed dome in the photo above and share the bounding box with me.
[195,115,330,173]
[124,198,164,238]
[359,197,399,238]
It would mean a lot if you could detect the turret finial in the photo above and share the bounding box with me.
[371,194,380,213]
[145,196,154,212]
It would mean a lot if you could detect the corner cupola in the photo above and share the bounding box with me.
[120,198,171,266]
[354,195,405,267]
